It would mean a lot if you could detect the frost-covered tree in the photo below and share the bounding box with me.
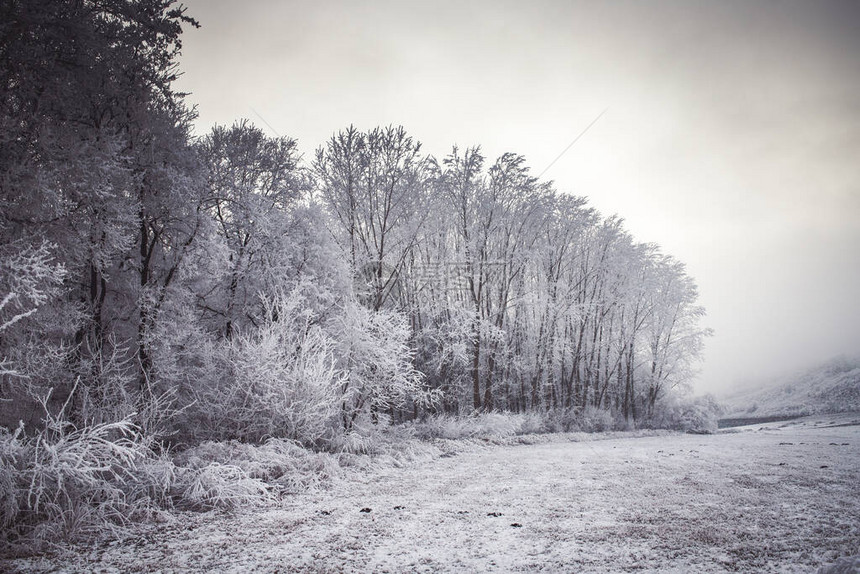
[315,126,431,311]
[0,0,201,425]
[392,144,710,424]
[642,256,711,416]
[0,241,67,429]
[0,1,711,444]
[198,120,311,337]
[333,303,429,430]
[421,148,553,411]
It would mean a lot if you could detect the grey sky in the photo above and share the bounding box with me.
[175,0,860,394]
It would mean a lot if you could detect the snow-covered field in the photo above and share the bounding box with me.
[6,414,860,573]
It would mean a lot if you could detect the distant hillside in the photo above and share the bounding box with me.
[720,355,860,418]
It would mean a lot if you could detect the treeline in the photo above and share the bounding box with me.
[316,132,711,424]
[1,0,710,448]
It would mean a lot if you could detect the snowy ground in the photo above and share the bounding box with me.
[6,414,860,573]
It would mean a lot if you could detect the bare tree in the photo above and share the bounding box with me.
[316,126,431,311]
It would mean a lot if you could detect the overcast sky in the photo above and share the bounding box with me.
[175,0,860,394]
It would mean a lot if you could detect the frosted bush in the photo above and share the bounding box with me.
[0,412,159,548]
[334,303,432,431]
[539,408,578,433]
[472,412,520,438]
[411,412,534,440]
[193,289,343,445]
[174,438,343,495]
[512,411,548,435]
[0,425,25,530]
[651,393,722,433]
[573,406,616,433]
[177,463,273,510]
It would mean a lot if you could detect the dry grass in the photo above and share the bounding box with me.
[0,416,161,552]
[6,415,857,573]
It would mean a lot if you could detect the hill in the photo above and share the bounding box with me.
[720,355,860,418]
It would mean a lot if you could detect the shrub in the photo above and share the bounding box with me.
[334,303,433,432]
[175,463,273,510]
[572,406,617,432]
[189,289,343,446]
[513,411,548,435]
[173,438,343,495]
[0,413,158,549]
[650,393,722,433]
[410,412,548,441]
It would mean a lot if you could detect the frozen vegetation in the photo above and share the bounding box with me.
[721,356,860,419]
[1,0,718,551]
[3,414,859,573]
[2,3,855,571]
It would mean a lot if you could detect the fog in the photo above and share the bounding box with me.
[175,0,860,394]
